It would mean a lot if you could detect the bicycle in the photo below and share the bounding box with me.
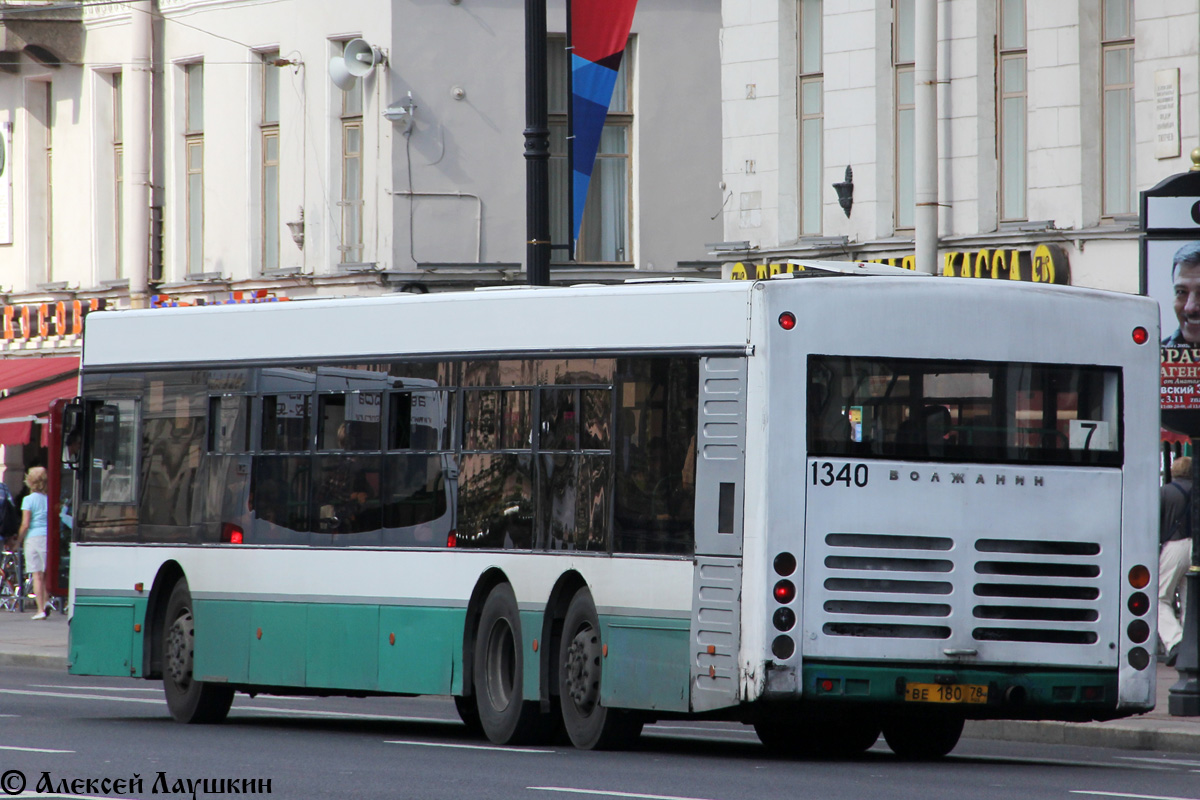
[0,547,25,612]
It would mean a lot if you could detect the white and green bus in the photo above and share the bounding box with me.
[61,267,1161,758]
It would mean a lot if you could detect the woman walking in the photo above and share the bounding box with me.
[16,466,49,620]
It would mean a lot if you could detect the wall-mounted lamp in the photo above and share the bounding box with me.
[833,165,853,218]
[286,207,305,250]
[383,93,417,135]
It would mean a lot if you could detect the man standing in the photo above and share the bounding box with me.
[1160,456,1194,667]
[1162,242,1200,346]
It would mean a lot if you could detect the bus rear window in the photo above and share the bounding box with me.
[808,355,1121,467]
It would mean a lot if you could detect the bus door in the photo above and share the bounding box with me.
[690,356,747,712]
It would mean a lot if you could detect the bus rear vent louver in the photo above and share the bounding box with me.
[818,533,1102,645]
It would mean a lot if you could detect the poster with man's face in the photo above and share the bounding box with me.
[1149,238,1200,411]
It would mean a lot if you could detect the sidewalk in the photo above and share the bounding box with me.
[1,607,1198,754]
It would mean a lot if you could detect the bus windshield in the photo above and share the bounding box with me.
[808,355,1122,467]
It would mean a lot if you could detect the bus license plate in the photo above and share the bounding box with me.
[905,683,988,704]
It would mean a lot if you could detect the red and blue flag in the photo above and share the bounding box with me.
[569,0,638,247]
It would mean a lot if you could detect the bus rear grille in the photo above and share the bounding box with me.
[818,533,1103,647]
[969,538,1102,645]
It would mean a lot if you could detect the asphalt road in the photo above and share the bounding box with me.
[0,665,1198,800]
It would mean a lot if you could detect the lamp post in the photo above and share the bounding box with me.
[524,0,551,286]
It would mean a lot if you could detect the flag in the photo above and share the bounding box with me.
[569,0,637,248]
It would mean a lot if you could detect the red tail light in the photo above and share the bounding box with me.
[447,530,457,548]
[221,523,244,544]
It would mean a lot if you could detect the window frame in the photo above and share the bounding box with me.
[797,0,823,236]
[893,0,915,231]
[998,0,1027,223]
[184,62,204,275]
[1100,0,1135,218]
[547,33,634,265]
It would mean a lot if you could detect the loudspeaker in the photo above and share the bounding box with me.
[328,56,356,91]
[344,38,381,76]
[328,39,382,91]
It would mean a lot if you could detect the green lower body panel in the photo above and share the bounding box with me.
[800,661,1121,720]
[193,600,467,695]
[69,597,147,678]
[70,595,686,713]
[600,616,690,713]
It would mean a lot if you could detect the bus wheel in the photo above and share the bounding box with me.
[473,583,547,745]
[454,694,483,736]
[881,714,963,759]
[558,587,642,750]
[817,718,880,757]
[162,580,233,724]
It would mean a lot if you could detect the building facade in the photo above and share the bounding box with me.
[0,0,723,483]
[718,0,1198,292]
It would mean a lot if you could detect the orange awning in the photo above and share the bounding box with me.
[0,357,79,446]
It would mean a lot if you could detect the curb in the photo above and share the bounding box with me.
[967,719,1200,755]
[0,652,68,670]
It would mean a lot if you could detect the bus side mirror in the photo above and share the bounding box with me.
[62,402,83,470]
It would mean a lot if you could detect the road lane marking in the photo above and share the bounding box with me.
[529,788,719,800]
[1071,792,1199,800]
[30,684,161,693]
[386,739,552,753]
[0,744,74,753]
[1116,757,1200,768]
[0,688,455,724]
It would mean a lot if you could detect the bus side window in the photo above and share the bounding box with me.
[85,399,138,504]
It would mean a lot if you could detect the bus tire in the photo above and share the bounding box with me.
[473,583,546,745]
[162,580,233,724]
[454,694,483,736]
[881,714,963,759]
[558,587,642,750]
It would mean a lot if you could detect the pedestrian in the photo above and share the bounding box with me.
[1159,456,1193,667]
[16,466,49,620]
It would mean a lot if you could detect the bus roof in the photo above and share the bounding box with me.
[80,276,1155,370]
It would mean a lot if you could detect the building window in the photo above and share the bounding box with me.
[261,51,280,271]
[798,0,823,235]
[113,72,123,277]
[185,63,204,274]
[998,0,1026,222]
[1102,0,1134,217]
[547,34,633,264]
[339,41,364,264]
[894,0,915,231]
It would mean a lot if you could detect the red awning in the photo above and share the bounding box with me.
[0,357,79,446]
[1162,427,1191,444]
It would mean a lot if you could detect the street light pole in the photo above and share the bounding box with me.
[524,0,551,286]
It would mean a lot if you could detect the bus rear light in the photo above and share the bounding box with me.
[134,583,144,593]
[1128,564,1150,589]
[819,678,836,693]
[220,523,243,544]
[773,607,796,631]
[447,530,457,548]
[773,552,796,576]
[1132,326,1149,345]
[773,579,796,604]
[1081,686,1104,701]
[1127,647,1150,670]
[771,635,795,659]
[778,311,796,330]
[1127,592,1150,616]
[1127,619,1150,643]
